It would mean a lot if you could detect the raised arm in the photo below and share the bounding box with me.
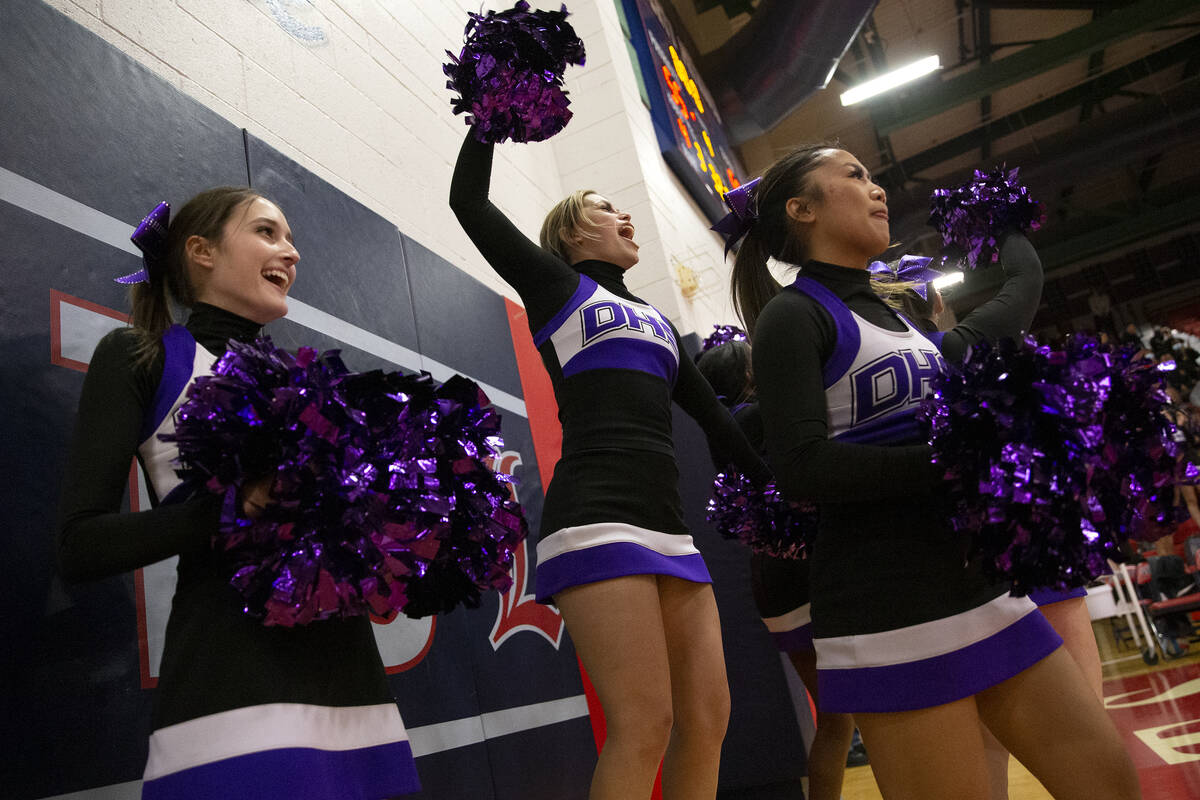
[672,335,770,485]
[753,292,939,504]
[939,232,1044,362]
[57,330,219,583]
[448,133,579,312]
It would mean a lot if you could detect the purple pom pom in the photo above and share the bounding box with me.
[443,2,586,144]
[162,337,528,625]
[700,324,748,354]
[706,470,815,560]
[1079,352,1198,543]
[921,334,1197,595]
[921,335,1117,594]
[928,166,1044,270]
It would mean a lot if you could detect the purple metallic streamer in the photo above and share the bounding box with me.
[161,337,528,626]
[706,470,815,560]
[928,166,1044,270]
[700,324,748,354]
[920,333,1197,595]
[443,2,586,144]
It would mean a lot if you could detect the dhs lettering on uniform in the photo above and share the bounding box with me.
[580,300,672,346]
[850,348,945,424]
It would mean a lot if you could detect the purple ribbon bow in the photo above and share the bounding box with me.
[868,255,943,301]
[710,178,761,256]
[115,201,171,285]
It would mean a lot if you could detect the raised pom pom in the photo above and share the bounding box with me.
[707,470,815,560]
[163,337,527,626]
[928,166,1044,270]
[443,2,586,144]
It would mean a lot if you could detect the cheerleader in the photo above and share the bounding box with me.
[697,340,855,800]
[897,282,1105,799]
[898,280,1105,699]
[450,132,768,799]
[57,189,419,799]
[730,146,1139,799]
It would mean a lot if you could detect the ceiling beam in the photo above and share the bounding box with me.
[877,34,1200,184]
[976,2,994,160]
[981,1,1137,9]
[868,0,1196,134]
[1036,194,1200,270]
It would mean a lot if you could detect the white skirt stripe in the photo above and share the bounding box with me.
[816,593,1038,670]
[536,522,699,563]
[762,603,811,633]
[143,702,409,780]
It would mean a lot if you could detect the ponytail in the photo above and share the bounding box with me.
[724,143,837,338]
[730,230,779,337]
[128,186,261,366]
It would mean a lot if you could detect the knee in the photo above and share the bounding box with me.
[675,682,730,747]
[607,699,674,759]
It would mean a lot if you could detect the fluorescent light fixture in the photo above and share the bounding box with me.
[840,55,941,106]
[933,270,964,291]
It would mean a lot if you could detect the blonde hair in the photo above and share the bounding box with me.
[539,189,601,263]
[872,276,923,310]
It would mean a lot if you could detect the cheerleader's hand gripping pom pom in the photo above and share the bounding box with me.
[707,470,815,560]
[443,2,586,144]
[161,337,528,626]
[928,166,1044,270]
[921,334,1196,595]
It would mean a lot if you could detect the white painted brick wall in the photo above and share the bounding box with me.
[38,0,738,334]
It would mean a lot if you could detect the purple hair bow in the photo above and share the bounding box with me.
[868,255,943,301]
[115,201,170,285]
[711,178,761,256]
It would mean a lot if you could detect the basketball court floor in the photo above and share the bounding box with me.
[843,621,1200,799]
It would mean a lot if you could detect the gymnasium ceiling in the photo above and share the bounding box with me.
[663,0,1200,329]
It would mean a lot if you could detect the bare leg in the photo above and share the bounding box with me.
[786,649,854,800]
[1038,597,1103,698]
[555,576,674,800]
[977,647,1140,800]
[980,723,1010,800]
[855,697,991,800]
[658,576,730,800]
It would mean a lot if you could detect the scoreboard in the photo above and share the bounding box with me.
[623,0,746,223]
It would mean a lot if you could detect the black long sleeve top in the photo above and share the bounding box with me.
[753,233,1043,505]
[449,133,769,484]
[57,304,260,583]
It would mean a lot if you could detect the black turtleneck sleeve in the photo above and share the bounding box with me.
[57,328,221,583]
[938,232,1043,363]
[753,289,939,504]
[449,133,580,333]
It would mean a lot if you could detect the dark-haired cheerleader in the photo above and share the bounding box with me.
[727,144,1138,799]
[58,192,419,799]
